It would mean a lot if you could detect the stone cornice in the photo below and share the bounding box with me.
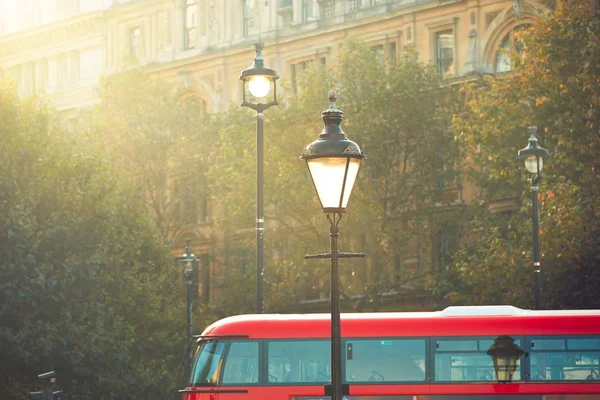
[0,12,106,60]
[145,0,442,74]
[105,0,163,16]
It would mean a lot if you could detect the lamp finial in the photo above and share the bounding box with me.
[328,90,337,107]
[527,125,537,137]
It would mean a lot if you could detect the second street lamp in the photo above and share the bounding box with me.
[175,238,198,372]
[517,126,549,310]
[240,42,278,314]
[301,90,366,400]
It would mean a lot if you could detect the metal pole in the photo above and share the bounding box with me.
[328,213,342,400]
[531,177,541,310]
[256,110,265,313]
[186,269,194,370]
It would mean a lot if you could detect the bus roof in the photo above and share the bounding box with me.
[199,306,600,339]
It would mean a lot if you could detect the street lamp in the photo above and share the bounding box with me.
[301,90,366,400]
[240,42,278,314]
[487,335,526,383]
[517,126,549,310]
[175,238,198,371]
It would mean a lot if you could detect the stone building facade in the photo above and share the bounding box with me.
[0,0,550,309]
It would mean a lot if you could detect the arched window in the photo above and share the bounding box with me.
[243,0,256,37]
[494,24,530,73]
[185,0,197,49]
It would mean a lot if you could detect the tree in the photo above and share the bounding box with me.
[203,39,462,313]
[431,0,600,309]
[90,69,210,246]
[334,41,463,311]
[0,76,185,400]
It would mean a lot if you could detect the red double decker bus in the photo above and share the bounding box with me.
[180,306,600,400]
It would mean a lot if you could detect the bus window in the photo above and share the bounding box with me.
[267,340,330,384]
[434,338,518,382]
[530,336,600,381]
[537,351,600,381]
[345,339,426,382]
[190,340,226,386]
[221,341,259,385]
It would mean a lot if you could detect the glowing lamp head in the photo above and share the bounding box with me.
[247,75,271,98]
[301,90,365,213]
[524,154,543,174]
[517,126,549,175]
[240,42,278,106]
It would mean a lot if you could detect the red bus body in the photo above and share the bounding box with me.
[181,306,600,400]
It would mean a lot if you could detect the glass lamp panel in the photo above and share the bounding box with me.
[341,158,361,208]
[307,157,360,209]
[184,260,194,274]
[247,75,271,98]
[494,355,519,382]
[524,154,543,174]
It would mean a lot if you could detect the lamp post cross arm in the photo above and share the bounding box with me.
[304,252,367,259]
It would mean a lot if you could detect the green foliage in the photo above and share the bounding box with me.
[90,69,209,245]
[0,76,185,399]
[204,39,462,313]
[431,0,600,309]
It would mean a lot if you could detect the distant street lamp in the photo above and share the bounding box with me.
[487,335,526,383]
[518,126,549,310]
[240,42,279,314]
[301,91,366,400]
[175,239,198,371]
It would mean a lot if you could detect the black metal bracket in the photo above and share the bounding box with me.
[324,383,350,396]
[304,252,366,260]
[241,100,278,112]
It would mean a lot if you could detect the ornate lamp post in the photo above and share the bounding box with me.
[176,239,198,371]
[487,335,526,383]
[517,126,549,310]
[240,42,279,313]
[301,91,366,400]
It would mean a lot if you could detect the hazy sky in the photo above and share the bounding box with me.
[1,0,17,34]
[0,0,117,35]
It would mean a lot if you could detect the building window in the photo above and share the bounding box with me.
[495,25,529,73]
[157,11,166,52]
[172,179,199,226]
[393,253,403,286]
[185,0,197,49]
[69,51,79,83]
[435,30,454,75]
[243,0,255,37]
[23,62,35,96]
[130,26,141,61]
[323,1,335,18]
[302,0,314,22]
[388,42,397,61]
[370,44,384,65]
[349,0,362,11]
[282,12,292,27]
[291,60,313,92]
[37,59,48,91]
[57,53,68,86]
[434,223,458,271]
[165,9,172,45]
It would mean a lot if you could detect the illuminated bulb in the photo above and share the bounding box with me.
[248,76,271,98]
[524,155,543,174]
